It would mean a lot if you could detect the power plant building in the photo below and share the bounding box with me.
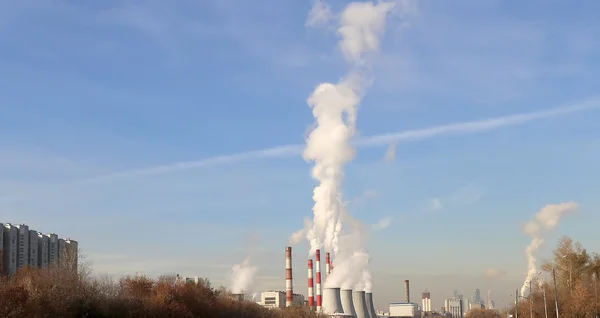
[0,222,77,275]
[259,291,305,309]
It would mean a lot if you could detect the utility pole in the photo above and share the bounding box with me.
[542,286,548,318]
[594,272,598,318]
[553,267,560,318]
[530,281,533,318]
[516,289,519,318]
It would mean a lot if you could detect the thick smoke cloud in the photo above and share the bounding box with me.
[300,0,406,292]
[229,257,258,294]
[520,202,579,296]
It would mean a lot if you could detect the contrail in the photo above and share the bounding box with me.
[87,98,599,183]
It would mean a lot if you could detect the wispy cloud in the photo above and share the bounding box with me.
[372,216,393,231]
[87,98,599,182]
[353,189,380,205]
[484,268,507,278]
[383,141,397,162]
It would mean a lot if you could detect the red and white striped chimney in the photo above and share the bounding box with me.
[285,247,293,307]
[308,259,314,310]
[316,249,322,312]
[325,252,331,275]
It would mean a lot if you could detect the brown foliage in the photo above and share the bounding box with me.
[0,263,325,318]
[504,236,600,318]
[465,308,500,318]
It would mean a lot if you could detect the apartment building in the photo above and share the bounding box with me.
[1,222,77,275]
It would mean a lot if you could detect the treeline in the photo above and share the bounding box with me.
[0,260,323,317]
[504,236,600,318]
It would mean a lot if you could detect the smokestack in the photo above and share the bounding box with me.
[316,249,322,312]
[352,290,369,318]
[308,259,314,310]
[322,287,344,314]
[340,289,357,316]
[366,292,377,318]
[285,247,293,307]
[325,252,331,275]
[404,280,410,303]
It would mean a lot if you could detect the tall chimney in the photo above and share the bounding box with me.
[404,280,410,303]
[308,259,315,310]
[325,252,331,275]
[316,249,322,312]
[285,247,293,307]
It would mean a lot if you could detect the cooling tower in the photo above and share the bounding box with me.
[340,289,357,316]
[316,249,322,312]
[322,287,344,314]
[352,290,369,318]
[285,247,293,307]
[308,259,315,310]
[404,280,410,303]
[365,292,377,318]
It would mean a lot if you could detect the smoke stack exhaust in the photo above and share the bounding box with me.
[308,259,315,310]
[316,249,322,312]
[325,252,331,275]
[404,280,410,303]
[285,247,293,307]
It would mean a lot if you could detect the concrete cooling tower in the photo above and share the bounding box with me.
[365,292,377,318]
[340,289,357,316]
[322,287,344,314]
[352,290,369,318]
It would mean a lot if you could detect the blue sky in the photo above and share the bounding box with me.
[1,0,599,311]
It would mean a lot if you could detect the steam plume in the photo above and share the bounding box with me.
[229,257,258,294]
[520,202,579,296]
[302,0,404,291]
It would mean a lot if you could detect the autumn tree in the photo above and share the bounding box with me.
[465,308,501,318]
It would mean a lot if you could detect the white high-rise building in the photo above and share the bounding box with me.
[15,224,29,268]
[421,291,432,312]
[47,233,59,265]
[38,234,49,268]
[2,223,18,275]
[28,230,39,267]
[445,297,463,317]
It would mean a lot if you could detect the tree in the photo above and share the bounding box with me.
[465,308,500,318]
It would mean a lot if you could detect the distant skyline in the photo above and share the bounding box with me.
[1,0,599,312]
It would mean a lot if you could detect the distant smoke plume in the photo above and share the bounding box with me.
[300,0,407,291]
[384,141,397,161]
[229,257,258,294]
[520,202,579,296]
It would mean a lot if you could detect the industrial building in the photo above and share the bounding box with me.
[0,222,77,275]
[444,297,463,317]
[259,290,305,309]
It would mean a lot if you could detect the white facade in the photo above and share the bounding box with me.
[28,230,39,267]
[38,234,49,268]
[261,291,285,309]
[445,297,463,317]
[15,224,29,268]
[389,303,420,318]
[177,276,202,284]
[259,291,305,309]
[3,224,18,275]
[47,233,59,265]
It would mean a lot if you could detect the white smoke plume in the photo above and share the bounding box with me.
[301,0,407,291]
[229,257,258,294]
[520,202,579,296]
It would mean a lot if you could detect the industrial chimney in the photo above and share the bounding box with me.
[316,249,323,312]
[322,287,344,314]
[353,290,369,318]
[404,279,411,303]
[308,259,314,310]
[340,289,357,316]
[365,292,377,318]
[285,247,293,307]
[325,252,331,275]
